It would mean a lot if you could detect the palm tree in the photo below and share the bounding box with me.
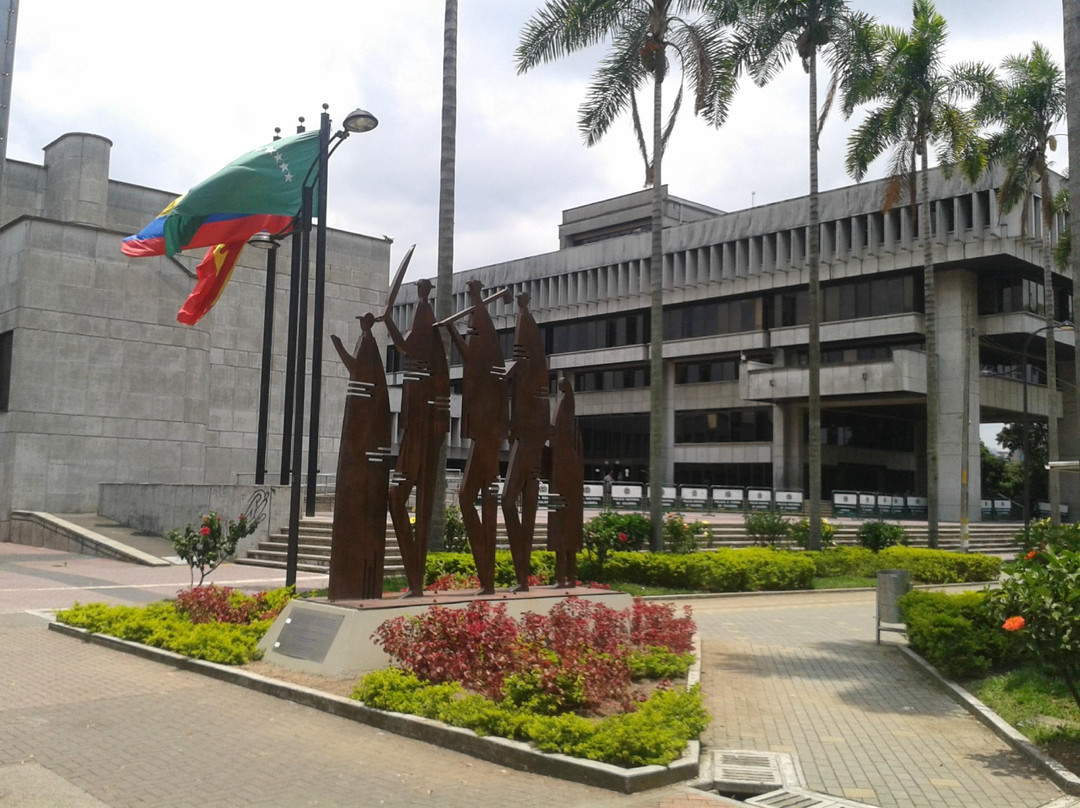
[430,0,458,550]
[976,43,1066,525]
[845,0,987,548]
[738,0,878,550]
[516,1,737,550]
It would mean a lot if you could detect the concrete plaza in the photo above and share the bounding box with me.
[0,542,1073,808]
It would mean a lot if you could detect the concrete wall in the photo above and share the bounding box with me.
[98,483,291,557]
[0,132,389,539]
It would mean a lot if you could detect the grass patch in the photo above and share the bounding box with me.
[812,575,877,590]
[605,582,698,597]
[969,665,1080,746]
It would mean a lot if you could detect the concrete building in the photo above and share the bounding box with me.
[389,169,1074,522]
[0,131,389,539]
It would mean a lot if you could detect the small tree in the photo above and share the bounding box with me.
[170,511,261,587]
[744,510,791,548]
[993,528,1080,711]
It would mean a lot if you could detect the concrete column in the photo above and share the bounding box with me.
[1058,342,1079,517]
[772,401,805,492]
[42,133,112,227]
[663,360,675,484]
[935,268,981,522]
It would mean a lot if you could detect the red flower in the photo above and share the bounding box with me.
[200,526,211,536]
[1026,549,1037,560]
[1003,616,1025,632]
[618,532,628,543]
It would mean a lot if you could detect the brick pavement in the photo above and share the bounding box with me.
[694,591,1064,807]
[0,543,1072,807]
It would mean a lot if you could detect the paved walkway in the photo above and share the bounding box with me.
[0,541,1072,807]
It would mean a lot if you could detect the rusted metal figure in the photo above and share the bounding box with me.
[547,376,584,588]
[440,280,511,594]
[382,277,450,597]
[328,312,392,600]
[502,293,550,591]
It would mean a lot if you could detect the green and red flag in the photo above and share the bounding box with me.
[122,131,321,325]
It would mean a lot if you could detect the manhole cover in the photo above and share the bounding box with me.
[709,750,804,795]
[746,787,879,808]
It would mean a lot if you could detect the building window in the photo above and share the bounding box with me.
[674,407,772,444]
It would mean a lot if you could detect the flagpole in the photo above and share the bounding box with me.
[286,183,314,588]
[305,107,332,516]
[279,118,307,486]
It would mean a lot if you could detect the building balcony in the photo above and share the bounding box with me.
[740,347,927,402]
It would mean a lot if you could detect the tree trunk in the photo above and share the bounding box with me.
[648,57,666,552]
[807,50,822,550]
[1042,173,1060,525]
[921,142,939,548]
[1066,0,1080,509]
[430,0,457,550]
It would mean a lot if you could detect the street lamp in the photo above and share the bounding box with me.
[284,103,378,588]
[1021,321,1074,534]
[248,229,282,486]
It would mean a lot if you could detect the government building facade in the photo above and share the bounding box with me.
[388,169,1076,522]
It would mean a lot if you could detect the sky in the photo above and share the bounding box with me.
[7,0,1070,447]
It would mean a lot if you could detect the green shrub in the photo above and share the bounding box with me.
[857,520,908,551]
[900,590,1023,678]
[743,510,791,547]
[443,505,468,553]
[169,510,261,587]
[353,667,707,767]
[662,513,707,554]
[807,546,877,577]
[426,551,556,587]
[55,600,270,665]
[578,548,814,592]
[627,648,695,679]
[583,511,648,564]
[789,518,836,549]
[877,546,1001,583]
[991,543,1080,711]
[1017,519,1080,554]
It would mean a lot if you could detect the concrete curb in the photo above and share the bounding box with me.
[897,644,1080,796]
[46,620,704,793]
[644,579,993,602]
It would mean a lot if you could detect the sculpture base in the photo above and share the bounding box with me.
[257,586,633,680]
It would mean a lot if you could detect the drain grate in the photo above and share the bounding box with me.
[709,750,804,795]
[745,787,880,808]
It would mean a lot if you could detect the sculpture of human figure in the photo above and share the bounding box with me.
[443,279,509,594]
[327,313,392,601]
[502,293,550,591]
[381,278,450,597]
[547,376,584,588]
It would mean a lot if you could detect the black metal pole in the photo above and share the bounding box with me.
[1022,336,1031,537]
[255,243,277,485]
[286,185,313,589]
[306,107,332,516]
[280,234,301,485]
[280,118,306,486]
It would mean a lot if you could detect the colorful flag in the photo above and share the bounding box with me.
[121,130,321,325]
[122,130,320,257]
[176,242,247,326]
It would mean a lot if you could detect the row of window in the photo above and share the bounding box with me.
[820,412,915,452]
[675,359,739,384]
[674,407,773,444]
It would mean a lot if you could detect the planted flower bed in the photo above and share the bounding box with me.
[354,597,707,768]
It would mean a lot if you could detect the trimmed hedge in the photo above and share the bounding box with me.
[900,589,1025,678]
[577,548,816,592]
[805,546,1000,584]
[354,668,708,767]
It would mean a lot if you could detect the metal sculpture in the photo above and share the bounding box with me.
[327,312,392,600]
[440,280,512,594]
[547,376,584,588]
[382,274,450,597]
[502,293,550,591]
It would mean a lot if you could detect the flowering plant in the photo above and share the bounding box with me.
[169,510,261,587]
[582,511,648,566]
[662,512,709,554]
[991,525,1080,711]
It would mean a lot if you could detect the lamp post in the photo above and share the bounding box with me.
[248,229,281,485]
[1021,321,1074,535]
[284,104,378,588]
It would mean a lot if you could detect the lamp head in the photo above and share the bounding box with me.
[247,231,280,250]
[342,108,378,134]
